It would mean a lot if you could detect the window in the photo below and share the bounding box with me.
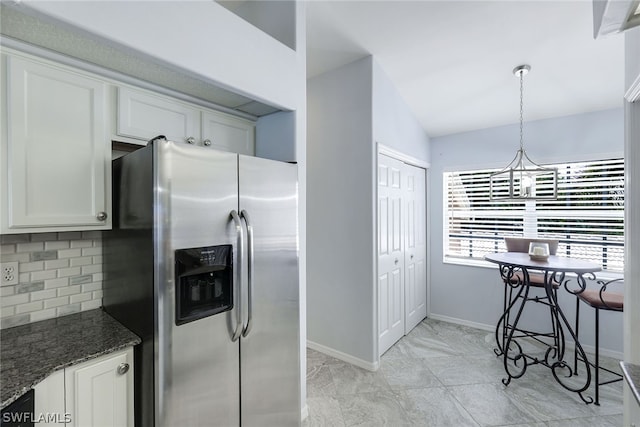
[444,158,624,273]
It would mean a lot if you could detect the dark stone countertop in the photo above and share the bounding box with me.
[0,308,140,409]
[621,362,640,406]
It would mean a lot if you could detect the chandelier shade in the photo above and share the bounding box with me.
[489,65,558,201]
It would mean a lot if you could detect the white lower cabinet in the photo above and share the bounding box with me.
[34,348,134,427]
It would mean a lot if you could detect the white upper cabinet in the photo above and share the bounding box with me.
[117,87,199,145]
[116,87,256,155]
[1,52,111,233]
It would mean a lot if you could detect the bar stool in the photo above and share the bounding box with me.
[499,237,560,354]
[574,278,624,405]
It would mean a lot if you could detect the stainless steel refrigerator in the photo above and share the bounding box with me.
[103,138,300,426]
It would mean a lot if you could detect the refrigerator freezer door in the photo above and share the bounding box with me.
[154,141,241,427]
[238,155,300,426]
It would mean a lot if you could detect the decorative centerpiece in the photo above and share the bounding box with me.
[528,242,550,261]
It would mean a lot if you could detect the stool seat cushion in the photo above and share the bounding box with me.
[577,289,624,310]
[507,271,560,289]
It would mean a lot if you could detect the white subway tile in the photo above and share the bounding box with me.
[81,282,102,293]
[57,285,81,297]
[19,273,30,283]
[30,308,57,323]
[57,267,81,278]
[82,231,102,239]
[70,256,93,267]
[70,240,93,249]
[70,293,92,304]
[30,233,58,242]
[20,261,44,273]
[57,232,82,240]
[58,248,82,259]
[30,289,57,301]
[0,286,15,297]
[1,314,30,328]
[92,255,103,265]
[1,306,16,318]
[45,241,69,250]
[0,244,16,254]
[0,235,29,244]
[81,264,101,275]
[16,300,43,314]
[44,296,70,309]
[31,270,57,281]
[44,278,69,289]
[16,242,44,253]
[82,247,102,256]
[81,299,102,311]
[92,272,104,282]
[92,290,103,300]
[1,253,30,263]
[45,259,69,269]
[57,304,80,316]
[1,293,29,307]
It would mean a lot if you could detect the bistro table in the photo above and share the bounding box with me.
[484,252,601,404]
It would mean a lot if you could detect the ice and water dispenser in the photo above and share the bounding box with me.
[174,245,233,325]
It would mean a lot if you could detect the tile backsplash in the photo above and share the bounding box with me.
[0,232,103,329]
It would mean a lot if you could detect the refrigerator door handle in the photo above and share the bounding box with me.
[230,210,244,342]
[240,210,254,337]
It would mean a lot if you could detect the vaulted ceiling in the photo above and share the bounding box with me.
[306,1,625,137]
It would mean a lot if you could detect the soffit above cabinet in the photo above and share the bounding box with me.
[0,4,280,119]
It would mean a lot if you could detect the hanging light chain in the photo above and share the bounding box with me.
[519,70,524,151]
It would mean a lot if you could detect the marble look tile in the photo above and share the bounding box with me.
[398,387,479,426]
[307,364,337,397]
[448,383,540,425]
[380,357,442,390]
[303,397,345,427]
[400,333,462,359]
[424,356,499,386]
[330,363,390,396]
[337,389,412,426]
[546,414,622,427]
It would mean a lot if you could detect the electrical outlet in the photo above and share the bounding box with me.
[1,261,19,286]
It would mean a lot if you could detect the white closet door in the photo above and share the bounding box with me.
[378,154,405,355]
[404,164,427,333]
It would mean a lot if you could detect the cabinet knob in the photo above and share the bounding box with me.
[96,212,108,221]
[203,139,212,147]
[117,363,130,375]
[394,259,399,265]
[186,137,195,144]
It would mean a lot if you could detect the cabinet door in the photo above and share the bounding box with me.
[378,154,405,356]
[65,348,134,427]
[3,55,110,232]
[404,164,427,333]
[201,110,255,155]
[117,87,199,144]
[34,370,66,427]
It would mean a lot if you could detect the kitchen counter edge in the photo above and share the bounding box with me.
[0,308,141,409]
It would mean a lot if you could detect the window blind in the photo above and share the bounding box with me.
[444,158,624,272]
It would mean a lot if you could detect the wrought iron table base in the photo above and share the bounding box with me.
[492,262,597,405]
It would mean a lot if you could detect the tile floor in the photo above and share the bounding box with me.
[304,318,623,426]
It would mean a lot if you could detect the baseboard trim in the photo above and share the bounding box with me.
[306,340,379,371]
[427,313,623,360]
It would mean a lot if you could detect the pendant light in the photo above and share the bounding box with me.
[489,65,558,201]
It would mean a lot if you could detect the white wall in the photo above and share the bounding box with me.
[429,108,625,354]
[18,0,298,110]
[307,56,430,366]
[307,57,375,364]
[373,62,430,163]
